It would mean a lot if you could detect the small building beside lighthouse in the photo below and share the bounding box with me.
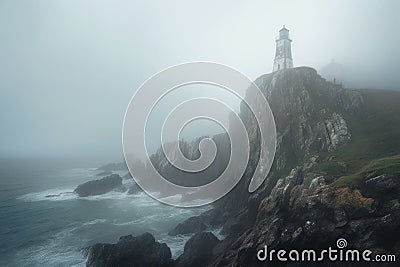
[273,26,293,71]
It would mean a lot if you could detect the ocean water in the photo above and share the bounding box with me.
[0,159,218,267]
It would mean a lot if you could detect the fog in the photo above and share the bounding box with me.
[0,0,399,162]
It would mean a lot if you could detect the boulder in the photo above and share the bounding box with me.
[176,232,220,267]
[85,232,173,267]
[74,174,122,197]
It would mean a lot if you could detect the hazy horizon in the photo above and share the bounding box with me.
[1,0,399,161]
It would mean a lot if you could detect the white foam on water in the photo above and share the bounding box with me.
[17,187,140,203]
[17,188,77,202]
[16,226,86,267]
[82,191,130,201]
[158,233,193,259]
[82,218,108,226]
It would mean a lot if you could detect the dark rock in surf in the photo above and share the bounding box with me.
[74,174,122,197]
[168,216,207,236]
[85,232,173,267]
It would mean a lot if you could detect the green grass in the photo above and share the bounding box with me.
[312,161,347,183]
[331,154,400,189]
[363,156,400,175]
[331,174,360,188]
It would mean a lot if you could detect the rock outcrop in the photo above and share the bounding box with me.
[167,209,226,236]
[85,233,173,267]
[209,160,400,266]
[84,232,221,267]
[365,173,400,196]
[74,174,123,197]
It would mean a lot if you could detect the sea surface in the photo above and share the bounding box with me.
[0,158,219,266]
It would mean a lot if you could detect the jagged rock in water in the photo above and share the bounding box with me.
[85,232,173,267]
[168,216,207,236]
[74,174,122,197]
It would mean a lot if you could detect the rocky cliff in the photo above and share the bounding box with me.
[208,67,400,266]
[85,67,400,266]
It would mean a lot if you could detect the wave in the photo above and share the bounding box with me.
[17,187,142,203]
[159,233,192,259]
[82,219,108,226]
[14,226,86,267]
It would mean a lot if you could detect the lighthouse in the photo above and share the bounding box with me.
[273,26,293,72]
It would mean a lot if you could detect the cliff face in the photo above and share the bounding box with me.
[248,67,361,174]
[217,67,363,215]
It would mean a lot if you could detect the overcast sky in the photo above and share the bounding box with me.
[1,0,399,162]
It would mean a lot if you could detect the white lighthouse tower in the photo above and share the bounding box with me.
[273,26,293,72]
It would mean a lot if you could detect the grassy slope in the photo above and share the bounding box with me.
[312,89,400,187]
[331,154,400,188]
